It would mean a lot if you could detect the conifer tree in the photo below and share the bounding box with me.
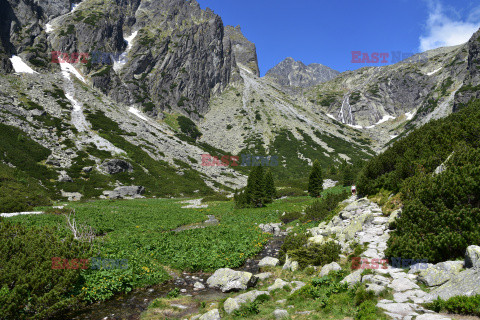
[264,169,276,202]
[308,160,323,197]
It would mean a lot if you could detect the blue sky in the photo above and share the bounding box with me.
[196,0,480,75]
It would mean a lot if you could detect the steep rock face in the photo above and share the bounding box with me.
[453,28,480,111]
[265,57,339,87]
[47,0,237,118]
[224,25,260,76]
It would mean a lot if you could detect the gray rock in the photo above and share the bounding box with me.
[265,57,339,88]
[258,257,279,267]
[290,281,306,293]
[268,279,290,291]
[465,245,480,268]
[388,278,420,292]
[259,223,282,235]
[58,174,73,182]
[366,283,385,295]
[255,272,272,280]
[282,254,299,272]
[424,269,480,302]
[319,262,342,277]
[198,308,221,320]
[341,269,363,286]
[206,268,257,292]
[101,159,133,174]
[272,309,289,319]
[416,315,451,320]
[194,281,205,290]
[418,261,464,287]
[223,290,268,314]
[61,190,82,201]
[224,25,260,76]
[82,166,93,173]
[103,186,145,199]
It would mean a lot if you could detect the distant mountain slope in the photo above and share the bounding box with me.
[265,57,340,87]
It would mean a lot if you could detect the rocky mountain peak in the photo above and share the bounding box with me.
[265,57,339,87]
[224,25,260,76]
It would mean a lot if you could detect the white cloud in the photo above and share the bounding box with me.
[419,1,480,52]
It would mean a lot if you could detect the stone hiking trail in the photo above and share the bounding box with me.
[191,196,480,320]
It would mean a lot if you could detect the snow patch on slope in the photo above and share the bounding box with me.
[128,107,148,121]
[9,56,37,74]
[427,67,442,76]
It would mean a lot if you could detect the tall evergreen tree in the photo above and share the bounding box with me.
[342,162,354,186]
[243,165,266,207]
[308,160,323,197]
[264,169,276,202]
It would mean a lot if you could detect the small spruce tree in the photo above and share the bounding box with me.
[264,169,276,202]
[308,160,323,197]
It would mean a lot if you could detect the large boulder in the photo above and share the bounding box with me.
[319,262,342,277]
[103,186,145,199]
[223,290,268,314]
[206,268,257,292]
[424,269,480,302]
[101,159,133,174]
[465,245,480,269]
[418,261,464,287]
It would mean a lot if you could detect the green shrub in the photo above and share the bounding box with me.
[279,232,308,263]
[0,220,92,319]
[177,115,201,140]
[276,187,306,198]
[302,190,349,222]
[166,288,180,298]
[291,271,348,305]
[202,194,230,202]
[279,211,303,224]
[425,295,480,316]
[385,145,480,263]
[355,300,384,320]
[288,241,341,269]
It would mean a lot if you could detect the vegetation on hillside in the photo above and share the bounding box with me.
[357,99,480,263]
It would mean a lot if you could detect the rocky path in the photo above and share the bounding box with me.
[327,196,479,320]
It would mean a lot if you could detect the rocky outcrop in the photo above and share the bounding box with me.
[206,268,257,292]
[224,25,260,76]
[103,186,145,199]
[265,57,339,88]
[101,159,133,175]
